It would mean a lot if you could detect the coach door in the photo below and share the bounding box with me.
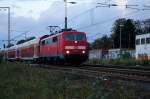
[52,36,58,57]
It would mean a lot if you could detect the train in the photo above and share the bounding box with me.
[0,29,89,64]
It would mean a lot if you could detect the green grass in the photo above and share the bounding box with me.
[0,62,93,99]
[88,59,150,66]
[0,62,150,99]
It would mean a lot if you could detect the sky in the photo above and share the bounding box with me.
[0,0,150,48]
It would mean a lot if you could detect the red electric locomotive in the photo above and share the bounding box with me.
[4,29,88,64]
[40,30,88,64]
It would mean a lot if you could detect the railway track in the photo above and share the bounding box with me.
[29,63,150,83]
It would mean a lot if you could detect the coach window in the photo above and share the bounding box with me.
[146,37,150,44]
[53,36,58,43]
[136,39,140,45]
[141,38,145,44]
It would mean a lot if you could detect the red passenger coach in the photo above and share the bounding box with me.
[18,38,40,61]
[7,45,17,60]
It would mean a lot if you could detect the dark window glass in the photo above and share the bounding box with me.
[45,39,52,45]
[45,39,48,45]
[76,34,85,40]
[53,37,58,43]
[136,39,140,45]
[65,34,74,40]
[146,37,150,44]
[41,40,45,46]
[141,38,145,44]
[65,34,85,40]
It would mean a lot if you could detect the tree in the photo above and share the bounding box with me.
[92,35,113,50]
[143,19,150,33]
[135,19,150,34]
[87,42,92,50]
[111,18,136,49]
[125,19,136,48]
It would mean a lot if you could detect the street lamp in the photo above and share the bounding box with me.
[0,7,10,47]
[119,24,124,49]
[64,0,76,30]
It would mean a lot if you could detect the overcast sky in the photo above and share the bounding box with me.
[0,0,150,48]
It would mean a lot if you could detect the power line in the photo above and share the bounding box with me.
[77,10,141,30]
[67,1,150,30]
[80,10,140,39]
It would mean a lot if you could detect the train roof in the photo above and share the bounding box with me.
[41,31,86,41]
[17,38,40,48]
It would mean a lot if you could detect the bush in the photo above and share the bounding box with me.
[0,58,2,64]
[88,59,150,67]
[121,52,132,60]
[136,60,150,66]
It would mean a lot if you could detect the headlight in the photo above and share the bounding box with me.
[66,51,70,54]
[82,51,85,54]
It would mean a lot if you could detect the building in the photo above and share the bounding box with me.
[89,49,135,60]
[89,49,102,60]
[108,48,135,59]
[136,33,150,60]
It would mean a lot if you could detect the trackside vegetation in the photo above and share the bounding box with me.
[0,62,150,99]
[88,59,150,66]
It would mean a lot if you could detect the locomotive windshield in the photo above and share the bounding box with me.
[65,34,85,40]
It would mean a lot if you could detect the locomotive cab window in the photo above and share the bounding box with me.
[76,34,85,40]
[65,34,85,41]
[65,34,74,40]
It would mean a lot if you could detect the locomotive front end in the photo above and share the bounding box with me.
[63,31,88,64]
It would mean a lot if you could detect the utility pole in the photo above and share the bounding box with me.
[64,0,68,30]
[119,24,124,57]
[0,7,10,47]
[120,24,124,49]
[8,7,10,46]
[64,0,76,30]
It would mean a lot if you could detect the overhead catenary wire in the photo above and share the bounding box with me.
[77,10,140,30]
[84,10,142,40]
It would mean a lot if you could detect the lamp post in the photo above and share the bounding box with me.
[64,0,76,30]
[64,0,67,30]
[120,24,124,49]
[119,24,124,56]
[0,7,10,46]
